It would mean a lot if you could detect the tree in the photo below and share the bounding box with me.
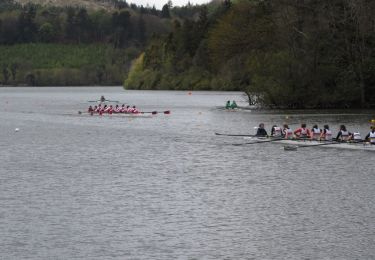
[75,8,91,43]
[17,4,37,42]
[10,63,19,82]
[161,4,171,18]
[65,8,77,42]
[2,66,9,84]
[39,22,56,42]
[111,10,132,48]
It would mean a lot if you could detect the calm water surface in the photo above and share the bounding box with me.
[0,87,374,259]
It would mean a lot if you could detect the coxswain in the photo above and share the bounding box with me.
[100,95,106,102]
[255,123,268,137]
[230,100,238,109]
[320,125,332,141]
[225,100,231,109]
[311,124,321,140]
[271,125,283,137]
[336,125,351,141]
[364,126,375,144]
[88,105,94,113]
[294,123,311,139]
[283,124,294,139]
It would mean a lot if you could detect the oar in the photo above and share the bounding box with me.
[215,132,255,137]
[232,138,284,146]
[87,100,119,103]
[283,141,342,150]
[141,110,171,115]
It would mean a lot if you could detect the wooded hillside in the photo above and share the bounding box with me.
[125,0,375,108]
[1,0,374,108]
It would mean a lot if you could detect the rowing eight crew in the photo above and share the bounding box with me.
[88,104,139,115]
[256,123,375,144]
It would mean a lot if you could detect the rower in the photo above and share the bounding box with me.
[364,126,375,144]
[107,105,113,114]
[225,100,231,109]
[95,104,102,113]
[230,101,238,109]
[283,124,294,139]
[320,125,333,141]
[352,132,362,142]
[311,124,321,140]
[114,104,120,113]
[100,95,106,102]
[294,123,311,139]
[132,106,140,114]
[120,104,126,113]
[271,125,283,137]
[336,125,351,141]
[127,105,133,113]
[255,123,268,137]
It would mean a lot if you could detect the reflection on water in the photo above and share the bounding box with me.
[0,87,374,259]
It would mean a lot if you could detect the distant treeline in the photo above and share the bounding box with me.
[0,0,202,86]
[125,0,375,108]
[0,44,138,85]
[0,0,172,46]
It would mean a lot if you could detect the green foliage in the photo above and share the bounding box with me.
[38,22,56,42]
[0,43,138,85]
[124,0,375,108]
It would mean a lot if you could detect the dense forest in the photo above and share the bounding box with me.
[126,0,375,108]
[0,0,201,85]
[1,0,375,108]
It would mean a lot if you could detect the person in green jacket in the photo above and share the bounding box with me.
[225,100,231,109]
[230,100,238,109]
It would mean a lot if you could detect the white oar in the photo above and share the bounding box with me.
[283,141,340,151]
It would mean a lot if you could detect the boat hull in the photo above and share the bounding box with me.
[250,137,375,151]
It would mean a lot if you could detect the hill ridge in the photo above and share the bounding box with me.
[13,0,116,10]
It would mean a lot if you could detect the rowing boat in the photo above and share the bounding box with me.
[77,112,154,118]
[250,137,375,151]
[78,110,170,118]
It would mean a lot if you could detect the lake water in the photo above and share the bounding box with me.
[0,87,374,259]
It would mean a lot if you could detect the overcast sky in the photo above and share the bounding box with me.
[126,0,211,10]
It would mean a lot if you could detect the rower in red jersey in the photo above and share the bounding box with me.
[126,105,133,113]
[120,104,126,113]
[104,105,113,114]
[95,104,102,113]
[132,106,139,114]
[294,123,311,139]
[113,104,120,113]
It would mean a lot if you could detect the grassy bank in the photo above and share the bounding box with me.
[0,43,139,86]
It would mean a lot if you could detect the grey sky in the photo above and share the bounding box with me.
[126,0,211,9]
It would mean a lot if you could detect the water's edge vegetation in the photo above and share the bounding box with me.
[1,0,374,108]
